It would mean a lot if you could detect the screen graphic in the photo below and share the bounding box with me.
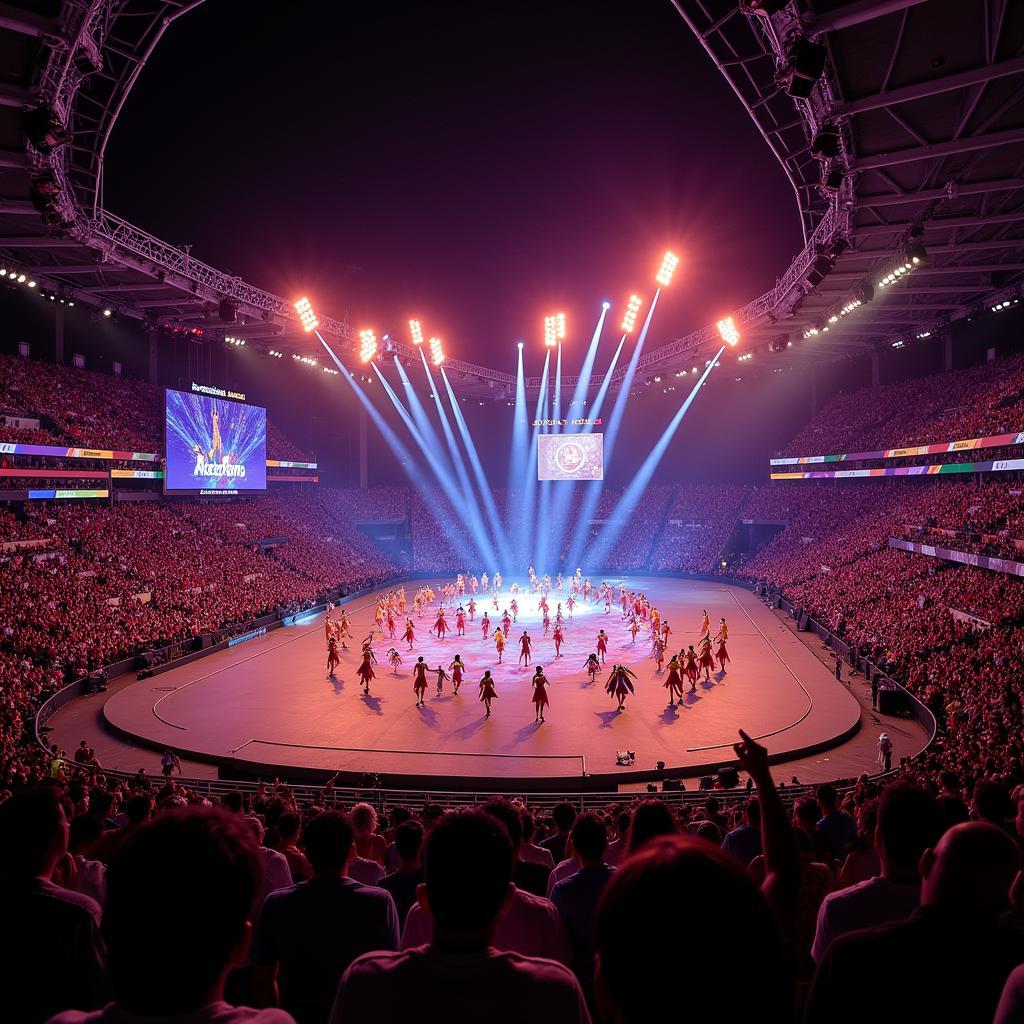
[538,433,604,481]
[164,388,267,495]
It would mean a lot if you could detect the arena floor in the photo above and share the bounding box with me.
[92,576,869,789]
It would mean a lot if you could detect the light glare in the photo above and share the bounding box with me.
[655,250,679,287]
[716,316,740,346]
[294,297,319,332]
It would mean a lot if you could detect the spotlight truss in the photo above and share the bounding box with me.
[621,294,642,333]
[655,251,679,287]
[543,313,566,348]
[716,316,740,346]
[429,336,445,365]
[294,297,319,332]
[359,329,378,363]
[409,319,424,345]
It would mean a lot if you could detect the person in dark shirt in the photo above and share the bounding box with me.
[251,811,399,1024]
[0,787,108,1024]
[379,820,425,927]
[484,799,551,897]
[549,814,615,1004]
[540,802,577,866]
[806,822,1024,1023]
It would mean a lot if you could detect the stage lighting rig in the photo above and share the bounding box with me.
[716,316,740,346]
[779,37,827,99]
[294,297,319,332]
[621,294,642,333]
[543,313,566,348]
[409,319,424,346]
[359,329,378,363]
[429,336,445,365]
[655,251,679,287]
[21,106,71,154]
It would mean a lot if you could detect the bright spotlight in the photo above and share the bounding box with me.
[16,273,25,283]
[27,280,36,288]
[102,308,112,317]
[409,319,424,346]
[543,312,566,348]
[359,329,378,363]
[655,251,679,287]
[716,316,740,346]
[294,297,319,332]
[621,294,642,333]
[429,336,445,365]
[602,301,610,310]
[517,341,524,349]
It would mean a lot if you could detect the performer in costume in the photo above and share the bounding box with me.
[494,627,505,663]
[552,623,564,658]
[412,657,428,707]
[432,608,448,640]
[455,606,466,637]
[324,613,335,644]
[531,667,550,723]
[434,664,449,697]
[510,598,519,622]
[715,635,730,672]
[596,629,609,665]
[605,664,636,711]
[501,610,512,636]
[449,655,465,695]
[337,609,352,650]
[683,645,699,692]
[387,648,402,674]
[326,636,340,677]
[519,630,533,667]
[479,670,498,716]
[699,609,710,638]
[467,597,476,620]
[583,653,600,685]
[386,610,396,640]
[652,635,666,672]
[665,654,684,706]
[481,612,491,639]
[714,617,729,643]
[567,595,576,619]
[698,635,715,681]
[403,618,416,651]
[356,649,375,696]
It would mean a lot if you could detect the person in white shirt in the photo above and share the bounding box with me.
[46,806,295,1024]
[331,810,590,1024]
[812,784,944,963]
[245,817,293,910]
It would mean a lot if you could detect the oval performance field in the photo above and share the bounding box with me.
[98,576,861,790]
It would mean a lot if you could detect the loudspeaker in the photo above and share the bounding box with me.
[718,767,740,789]
[698,775,716,790]
[811,124,841,159]
[879,689,911,717]
[662,778,681,791]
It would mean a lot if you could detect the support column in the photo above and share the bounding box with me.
[148,328,158,385]
[870,349,881,389]
[359,405,368,490]
[54,304,64,364]
[943,329,953,372]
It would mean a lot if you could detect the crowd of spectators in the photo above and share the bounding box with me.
[779,352,1024,458]
[0,354,311,461]
[8,731,1024,1023]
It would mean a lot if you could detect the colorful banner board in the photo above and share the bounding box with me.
[771,458,1024,481]
[771,430,1024,467]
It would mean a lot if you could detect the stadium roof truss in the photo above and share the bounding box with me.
[0,0,1019,392]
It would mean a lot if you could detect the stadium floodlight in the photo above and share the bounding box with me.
[294,296,319,332]
[359,329,378,363]
[543,312,566,348]
[621,294,642,333]
[429,336,445,365]
[716,316,740,346]
[655,250,679,287]
[409,319,424,346]
[102,308,112,317]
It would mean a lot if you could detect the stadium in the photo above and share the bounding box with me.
[3,2,1024,1022]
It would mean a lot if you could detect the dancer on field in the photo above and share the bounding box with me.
[596,629,609,665]
[698,635,715,681]
[583,652,601,686]
[413,657,429,707]
[479,670,498,716]
[326,636,340,677]
[606,664,636,712]
[386,648,402,675]
[449,655,465,695]
[552,623,564,657]
[494,627,506,663]
[683,645,699,692]
[403,618,416,651]
[481,611,491,639]
[356,648,375,696]
[519,630,533,667]
[531,666,550,723]
[665,653,684,705]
